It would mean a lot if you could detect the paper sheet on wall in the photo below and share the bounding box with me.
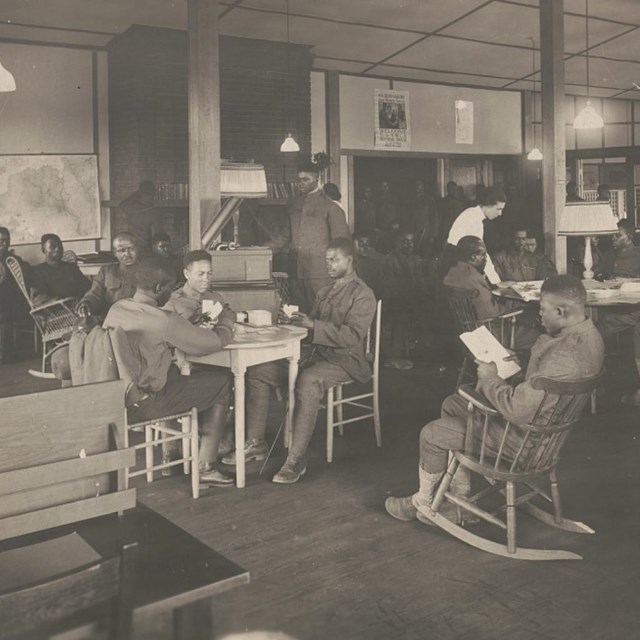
[459,325,521,379]
[374,89,411,150]
[455,100,474,144]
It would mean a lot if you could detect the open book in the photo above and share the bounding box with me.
[459,325,521,379]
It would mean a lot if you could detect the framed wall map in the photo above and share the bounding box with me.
[0,154,100,245]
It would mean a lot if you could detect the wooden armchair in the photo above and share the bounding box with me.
[446,286,523,386]
[419,374,603,560]
[6,255,78,371]
[0,542,137,640]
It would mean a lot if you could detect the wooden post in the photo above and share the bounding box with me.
[540,0,566,272]
[188,0,221,249]
[326,71,341,186]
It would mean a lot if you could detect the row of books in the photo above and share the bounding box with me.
[266,182,297,199]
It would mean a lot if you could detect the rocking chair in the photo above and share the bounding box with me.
[420,373,603,560]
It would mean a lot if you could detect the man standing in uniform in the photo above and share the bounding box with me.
[267,162,350,313]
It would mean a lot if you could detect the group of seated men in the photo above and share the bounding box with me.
[350,224,556,371]
[44,237,376,487]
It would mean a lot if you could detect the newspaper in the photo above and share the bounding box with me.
[459,325,521,379]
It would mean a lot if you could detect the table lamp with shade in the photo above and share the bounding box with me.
[201,161,268,249]
[558,201,618,280]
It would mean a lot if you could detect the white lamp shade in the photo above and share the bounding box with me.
[558,201,619,236]
[220,162,267,198]
[0,61,16,92]
[527,147,543,161]
[280,133,300,153]
[573,100,604,129]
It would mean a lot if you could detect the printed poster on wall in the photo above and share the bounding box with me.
[455,99,474,144]
[374,89,411,150]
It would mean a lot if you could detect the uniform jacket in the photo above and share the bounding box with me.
[478,318,604,426]
[309,272,376,384]
[268,189,350,280]
[443,260,500,321]
[164,283,235,325]
[80,263,136,316]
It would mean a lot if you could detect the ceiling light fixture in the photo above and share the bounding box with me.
[573,0,604,130]
[0,61,16,92]
[527,37,542,161]
[280,0,300,153]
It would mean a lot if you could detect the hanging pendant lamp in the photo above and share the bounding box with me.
[0,61,16,92]
[573,0,604,130]
[527,37,542,161]
[280,0,300,152]
[280,133,300,152]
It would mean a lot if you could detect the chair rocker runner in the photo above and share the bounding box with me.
[419,374,603,560]
[325,299,382,462]
[6,255,78,372]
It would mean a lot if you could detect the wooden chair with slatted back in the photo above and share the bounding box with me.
[446,286,523,386]
[0,542,137,640]
[325,299,382,462]
[6,255,78,372]
[420,373,604,560]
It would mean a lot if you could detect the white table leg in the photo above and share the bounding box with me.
[233,370,246,488]
[286,355,299,449]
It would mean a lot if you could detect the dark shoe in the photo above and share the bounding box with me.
[221,439,268,465]
[272,457,306,484]
[200,467,235,487]
[385,496,417,521]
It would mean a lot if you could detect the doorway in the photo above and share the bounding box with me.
[353,156,438,231]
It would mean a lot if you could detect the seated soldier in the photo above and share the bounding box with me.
[385,275,604,523]
[30,233,90,304]
[353,232,383,297]
[0,227,29,363]
[493,227,541,282]
[77,232,140,320]
[164,249,235,325]
[594,219,640,279]
[444,236,540,349]
[151,232,184,282]
[103,257,235,486]
[523,234,558,279]
[222,238,376,483]
[379,230,429,370]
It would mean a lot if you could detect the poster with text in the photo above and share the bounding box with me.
[455,99,474,144]
[374,89,411,150]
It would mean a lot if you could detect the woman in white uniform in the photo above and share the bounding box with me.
[445,186,506,284]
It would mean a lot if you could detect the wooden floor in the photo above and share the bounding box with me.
[3,344,640,639]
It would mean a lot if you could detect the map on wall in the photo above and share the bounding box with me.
[0,154,100,245]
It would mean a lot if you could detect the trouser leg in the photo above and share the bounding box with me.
[246,362,285,442]
[288,360,352,460]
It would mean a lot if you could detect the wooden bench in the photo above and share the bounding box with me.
[0,379,135,541]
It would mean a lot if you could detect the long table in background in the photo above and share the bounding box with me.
[494,278,640,318]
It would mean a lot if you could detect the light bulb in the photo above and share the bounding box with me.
[0,61,16,92]
[280,133,300,153]
[573,100,604,129]
[527,147,543,161]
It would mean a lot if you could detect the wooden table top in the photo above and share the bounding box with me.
[0,503,249,616]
